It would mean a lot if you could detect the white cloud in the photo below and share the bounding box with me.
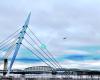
[61,60,100,70]
[64,50,90,55]
[0,61,49,70]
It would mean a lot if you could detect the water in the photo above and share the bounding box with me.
[1,74,100,80]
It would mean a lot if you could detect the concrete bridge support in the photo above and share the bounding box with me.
[3,58,8,76]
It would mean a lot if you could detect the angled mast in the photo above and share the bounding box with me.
[7,12,31,74]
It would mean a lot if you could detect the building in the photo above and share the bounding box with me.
[24,66,53,72]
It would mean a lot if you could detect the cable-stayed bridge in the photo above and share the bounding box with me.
[0,13,100,80]
[0,13,68,79]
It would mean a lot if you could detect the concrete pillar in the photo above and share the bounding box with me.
[3,58,8,76]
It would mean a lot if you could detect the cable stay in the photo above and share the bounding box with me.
[0,35,18,51]
[3,39,17,59]
[0,40,17,66]
[0,28,21,46]
[0,38,17,59]
[0,31,18,67]
[0,33,19,48]
[25,32,61,69]
[22,44,55,71]
[27,28,70,75]
[24,38,57,69]
[28,28,64,69]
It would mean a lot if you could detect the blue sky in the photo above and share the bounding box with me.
[0,0,100,70]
